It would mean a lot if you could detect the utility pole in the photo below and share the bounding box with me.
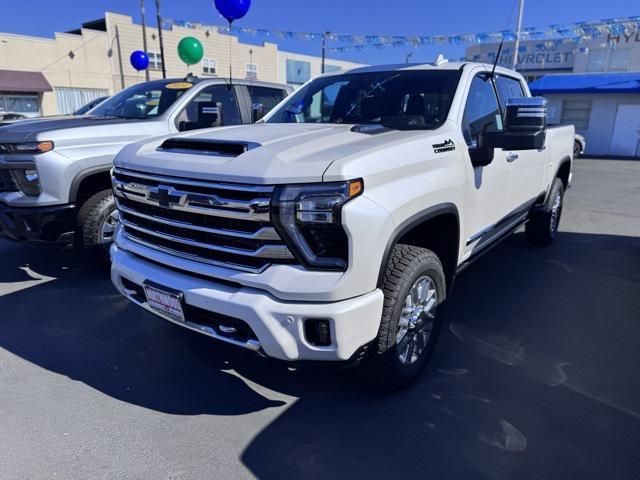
[140,0,150,81]
[512,0,524,71]
[155,0,167,79]
[321,31,330,74]
[115,25,125,89]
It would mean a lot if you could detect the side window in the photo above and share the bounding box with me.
[248,86,287,112]
[462,75,502,145]
[495,75,525,113]
[178,85,242,130]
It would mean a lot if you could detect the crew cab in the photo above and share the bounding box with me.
[109,60,574,389]
[0,76,291,256]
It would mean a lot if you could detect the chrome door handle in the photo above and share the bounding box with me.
[506,152,519,162]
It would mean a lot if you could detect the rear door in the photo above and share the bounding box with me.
[495,74,546,209]
[243,85,289,122]
[461,73,517,258]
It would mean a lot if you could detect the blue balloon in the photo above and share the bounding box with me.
[130,50,149,71]
[214,0,251,23]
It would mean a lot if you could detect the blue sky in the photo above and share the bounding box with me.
[0,0,636,64]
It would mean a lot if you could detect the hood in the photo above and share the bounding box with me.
[115,123,427,184]
[0,116,148,143]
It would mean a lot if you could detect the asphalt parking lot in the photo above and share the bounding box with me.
[1,158,639,479]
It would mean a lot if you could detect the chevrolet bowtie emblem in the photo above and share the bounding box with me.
[147,185,183,208]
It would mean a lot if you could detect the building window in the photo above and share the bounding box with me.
[560,99,592,131]
[245,63,258,80]
[55,87,109,115]
[202,58,217,75]
[586,49,607,72]
[609,48,631,71]
[0,94,40,116]
[286,59,311,85]
[324,65,342,73]
[148,51,163,71]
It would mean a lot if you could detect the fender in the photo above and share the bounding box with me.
[68,164,113,203]
[376,202,460,287]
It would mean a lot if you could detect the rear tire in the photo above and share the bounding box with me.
[525,177,564,246]
[356,244,445,391]
[573,140,582,158]
[75,189,118,262]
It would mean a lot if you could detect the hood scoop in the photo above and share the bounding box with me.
[158,138,261,157]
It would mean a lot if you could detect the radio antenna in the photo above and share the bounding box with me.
[490,38,504,77]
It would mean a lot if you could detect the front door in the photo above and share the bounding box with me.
[611,105,640,157]
[461,73,518,260]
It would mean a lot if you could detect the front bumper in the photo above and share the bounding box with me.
[0,201,76,243]
[111,243,384,362]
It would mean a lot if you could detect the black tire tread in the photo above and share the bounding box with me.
[75,188,115,254]
[357,244,445,391]
[526,177,564,246]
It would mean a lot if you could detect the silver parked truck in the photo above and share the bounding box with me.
[0,76,292,257]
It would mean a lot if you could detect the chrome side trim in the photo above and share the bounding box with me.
[122,288,261,351]
[113,167,274,193]
[116,199,281,241]
[121,218,294,259]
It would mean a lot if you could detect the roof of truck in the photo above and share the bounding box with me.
[335,61,521,78]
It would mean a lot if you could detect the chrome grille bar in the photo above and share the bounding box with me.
[116,199,280,241]
[120,218,294,260]
[113,167,274,193]
[113,178,270,222]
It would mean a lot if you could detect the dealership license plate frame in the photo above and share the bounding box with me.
[143,280,186,322]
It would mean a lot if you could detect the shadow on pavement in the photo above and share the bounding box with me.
[1,231,639,479]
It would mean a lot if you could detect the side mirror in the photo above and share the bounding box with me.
[469,143,494,167]
[478,97,547,151]
[251,102,267,123]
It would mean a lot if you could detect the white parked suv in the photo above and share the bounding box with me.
[110,60,574,389]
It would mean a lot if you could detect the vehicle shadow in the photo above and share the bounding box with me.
[0,231,639,479]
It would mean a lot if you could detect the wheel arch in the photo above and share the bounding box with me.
[69,166,113,205]
[555,155,572,189]
[377,203,460,289]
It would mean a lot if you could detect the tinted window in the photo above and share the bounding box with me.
[178,85,242,129]
[462,75,502,144]
[266,70,461,131]
[91,80,192,119]
[495,75,525,112]
[248,86,288,112]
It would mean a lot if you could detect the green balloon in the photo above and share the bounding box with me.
[177,36,204,65]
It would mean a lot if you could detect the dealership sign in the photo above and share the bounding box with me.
[466,41,576,71]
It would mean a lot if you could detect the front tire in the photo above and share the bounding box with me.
[573,140,582,158]
[75,189,118,261]
[525,177,564,246]
[357,244,445,391]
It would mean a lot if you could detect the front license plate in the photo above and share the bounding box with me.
[143,282,185,322]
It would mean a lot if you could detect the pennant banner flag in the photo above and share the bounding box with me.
[161,15,640,53]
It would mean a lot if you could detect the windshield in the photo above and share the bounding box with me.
[265,69,461,130]
[89,80,194,119]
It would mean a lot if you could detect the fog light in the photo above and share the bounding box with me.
[304,318,331,347]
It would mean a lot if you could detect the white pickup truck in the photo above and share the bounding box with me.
[110,60,574,389]
[0,77,291,256]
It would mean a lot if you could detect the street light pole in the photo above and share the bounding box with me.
[405,52,413,64]
[140,0,150,81]
[154,0,167,79]
[512,0,524,71]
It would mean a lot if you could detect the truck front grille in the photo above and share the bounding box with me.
[112,167,297,273]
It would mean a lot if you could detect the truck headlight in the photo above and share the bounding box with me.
[272,180,363,271]
[9,168,41,196]
[0,141,54,154]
